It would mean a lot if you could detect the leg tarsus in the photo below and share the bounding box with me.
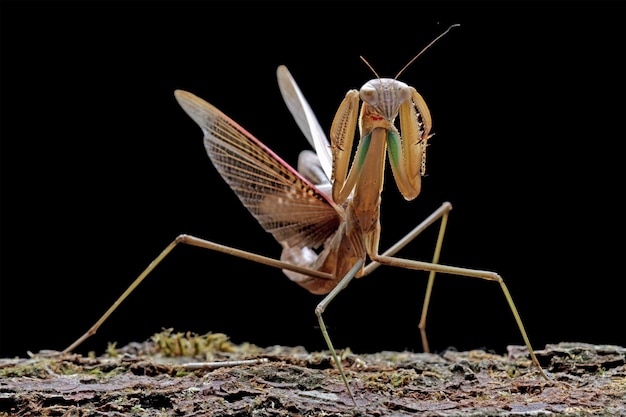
[315,307,356,406]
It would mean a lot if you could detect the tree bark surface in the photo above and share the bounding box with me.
[1,331,624,416]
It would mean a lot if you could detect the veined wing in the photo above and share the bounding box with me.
[277,66,332,182]
[174,90,342,249]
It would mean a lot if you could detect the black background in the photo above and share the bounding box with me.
[1,2,624,359]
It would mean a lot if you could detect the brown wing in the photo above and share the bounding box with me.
[175,90,342,249]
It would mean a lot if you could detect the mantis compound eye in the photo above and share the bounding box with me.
[359,84,379,106]
[395,84,412,104]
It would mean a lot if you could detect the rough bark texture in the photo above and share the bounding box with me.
[1,331,624,416]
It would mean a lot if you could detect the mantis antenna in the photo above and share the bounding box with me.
[358,24,460,79]
[359,55,381,79]
[395,24,461,79]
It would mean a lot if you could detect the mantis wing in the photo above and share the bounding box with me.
[175,90,341,250]
[276,65,333,182]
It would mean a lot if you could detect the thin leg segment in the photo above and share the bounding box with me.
[361,201,453,353]
[371,253,547,379]
[418,204,449,353]
[362,201,452,275]
[62,234,333,354]
[315,259,364,406]
[359,201,545,379]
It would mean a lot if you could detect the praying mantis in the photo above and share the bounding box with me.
[61,27,546,404]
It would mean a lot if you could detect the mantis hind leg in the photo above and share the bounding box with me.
[363,201,546,379]
[62,234,334,354]
[370,239,547,380]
